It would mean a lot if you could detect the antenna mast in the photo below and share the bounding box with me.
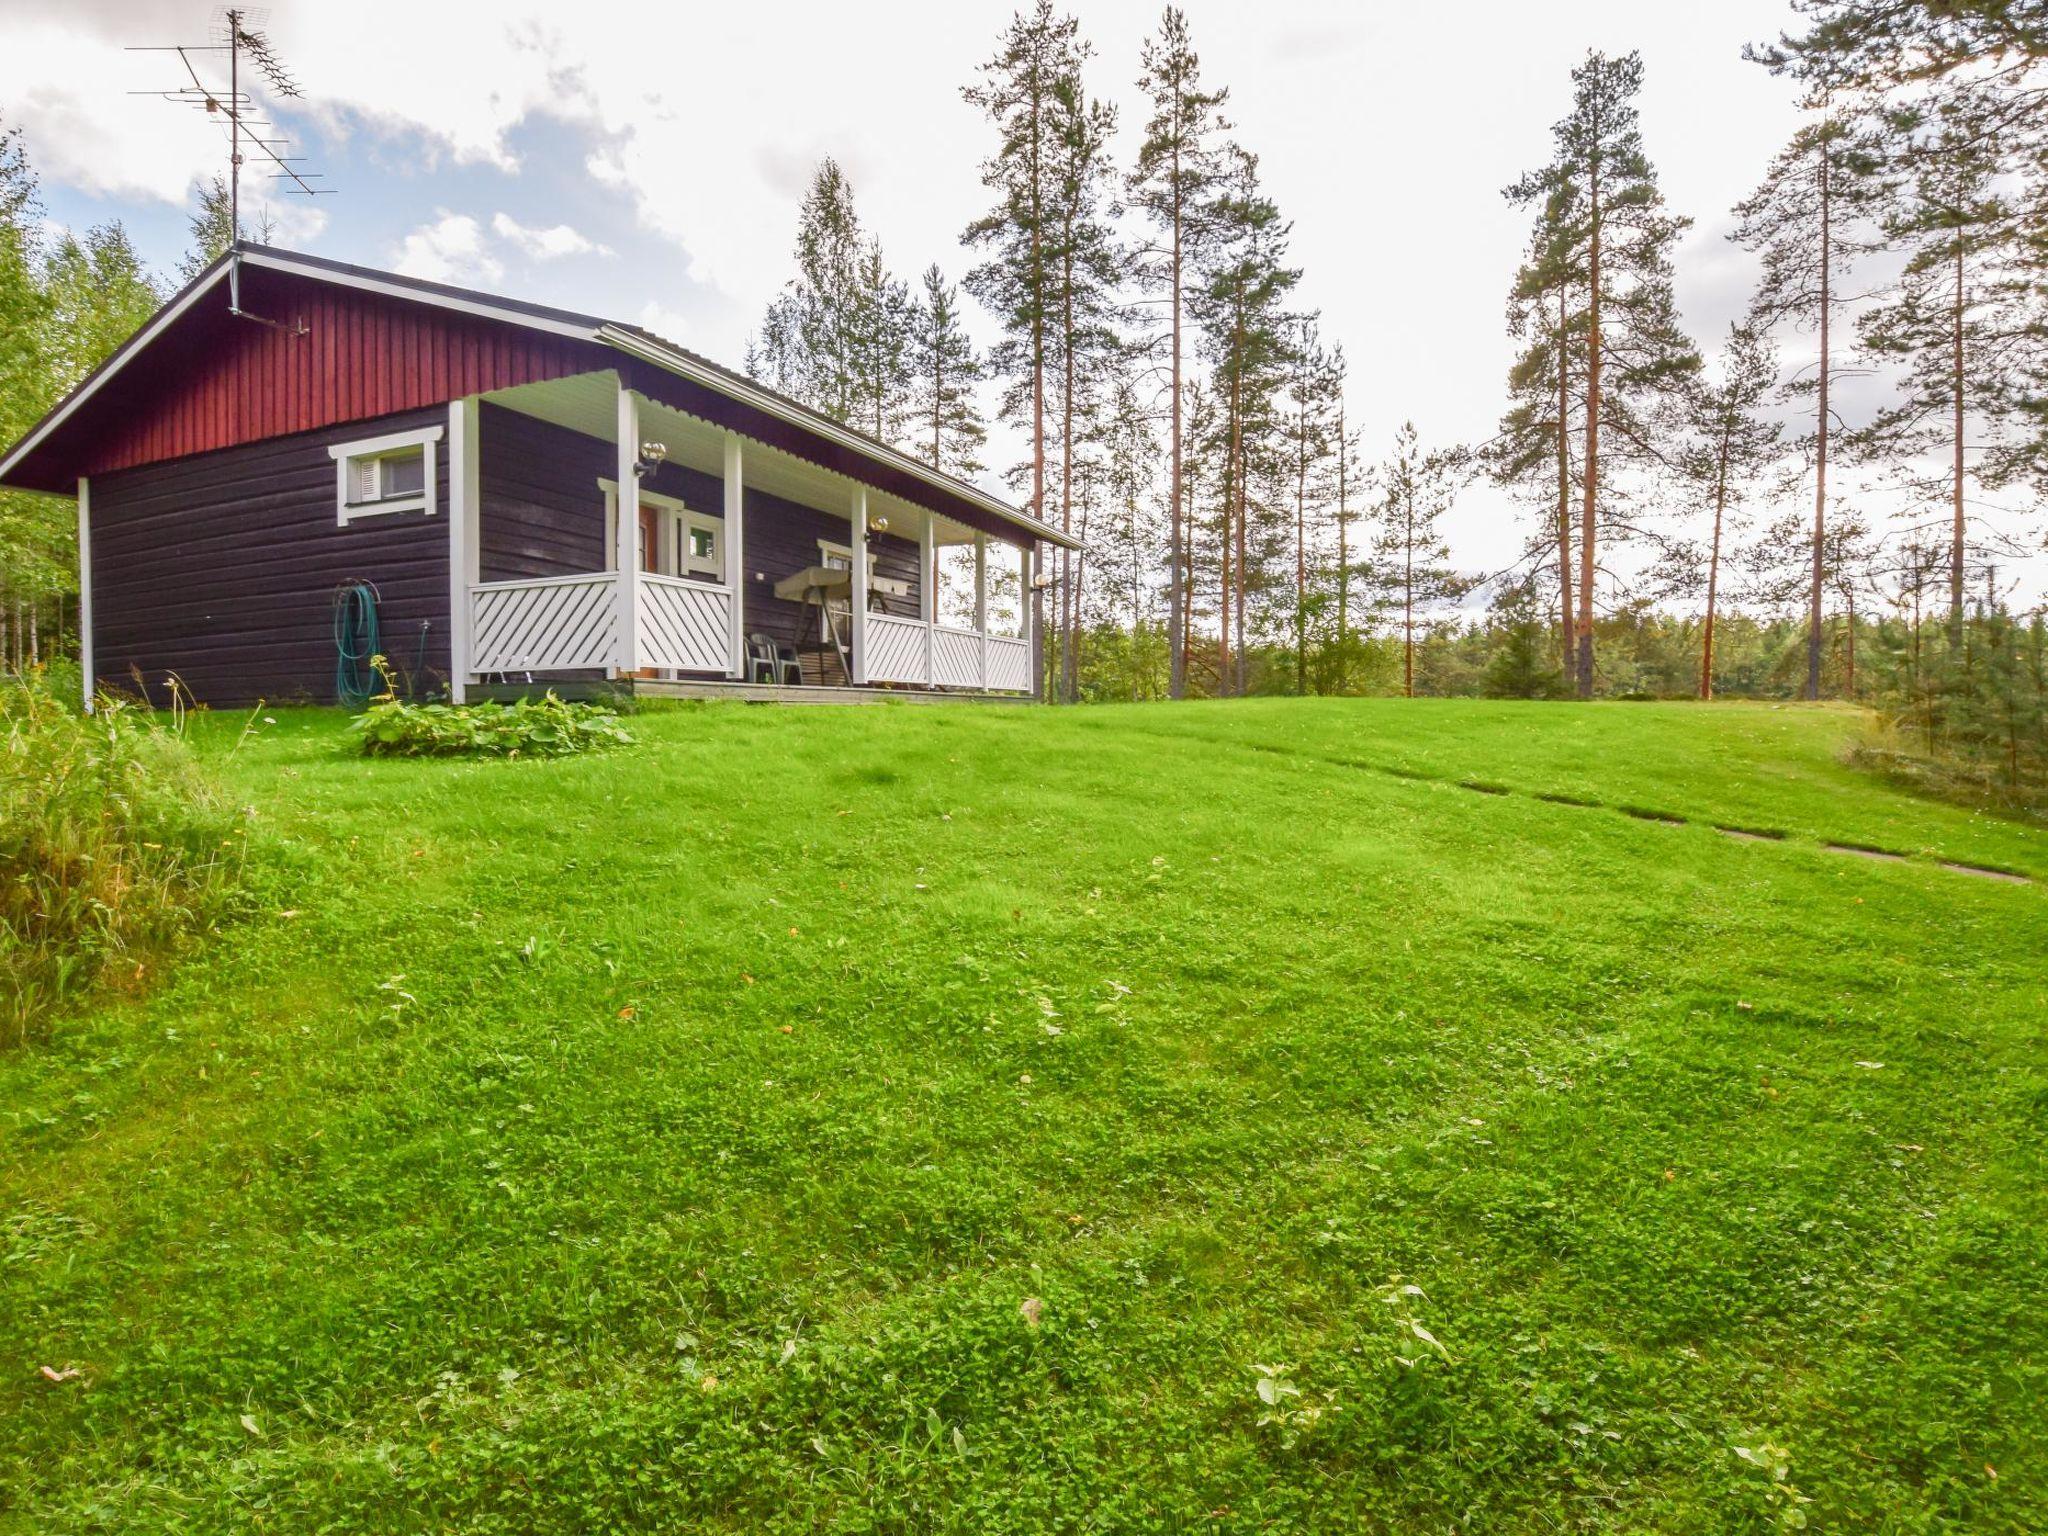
[130,7,331,330]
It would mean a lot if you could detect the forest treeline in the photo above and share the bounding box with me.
[737,3,2046,744]
[0,2,2044,795]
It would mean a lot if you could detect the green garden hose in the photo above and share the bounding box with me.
[332,580,381,707]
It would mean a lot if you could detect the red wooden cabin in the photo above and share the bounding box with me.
[0,245,1069,706]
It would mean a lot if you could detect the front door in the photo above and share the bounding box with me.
[634,504,662,678]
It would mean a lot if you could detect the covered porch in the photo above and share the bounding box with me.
[446,368,1045,701]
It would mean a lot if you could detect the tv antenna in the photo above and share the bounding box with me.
[130,7,331,330]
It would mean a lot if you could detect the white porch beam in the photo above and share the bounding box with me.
[446,397,480,702]
[724,431,746,679]
[614,383,641,674]
[76,477,92,712]
[850,485,869,685]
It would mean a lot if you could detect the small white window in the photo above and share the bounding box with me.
[330,426,442,524]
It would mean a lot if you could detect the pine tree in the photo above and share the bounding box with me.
[1736,42,1895,699]
[1858,88,2031,629]
[1329,367,1369,695]
[1130,6,1230,699]
[1678,323,1783,698]
[1190,144,1298,695]
[753,159,911,435]
[1495,192,1585,674]
[1046,61,1122,703]
[906,264,987,480]
[964,1,1085,698]
[1755,3,2048,501]
[1084,363,1163,698]
[848,239,914,445]
[179,174,238,281]
[1482,578,1570,699]
[1281,317,1339,693]
[1368,423,1470,698]
[1508,51,1698,698]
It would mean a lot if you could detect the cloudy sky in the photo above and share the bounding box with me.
[5,0,2035,598]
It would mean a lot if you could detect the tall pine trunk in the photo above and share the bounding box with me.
[1701,422,1732,700]
[1294,400,1308,694]
[1554,287,1575,677]
[1578,168,1602,700]
[1402,486,1416,698]
[1231,293,1248,696]
[1808,130,1831,701]
[1221,313,1243,697]
[1059,243,1077,705]
[1168,142,1187,700]
[1335,398,1349,693]
[1949,238,1966,633]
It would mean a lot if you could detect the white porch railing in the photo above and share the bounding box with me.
[864,612,930,685]
[470,572,1030,691]
[987,633,1032,693]
[640,574,734,674]
[932,625,984,689]
[470,573,618,673]
[866,613,1031,692]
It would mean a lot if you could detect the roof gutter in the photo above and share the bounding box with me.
[595,323,1082,551]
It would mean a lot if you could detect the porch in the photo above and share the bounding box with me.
[448,369,1043,701]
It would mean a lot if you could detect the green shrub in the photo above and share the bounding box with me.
[353,670,633,759]
[0,670,251,1039]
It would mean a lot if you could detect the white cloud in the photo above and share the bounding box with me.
[390,213,502,286]
[490,212,610,260]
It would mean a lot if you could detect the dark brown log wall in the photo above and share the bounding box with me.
[477,405,920,670]
[88,408,451,706]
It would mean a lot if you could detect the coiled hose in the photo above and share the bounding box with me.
[332,580,381,706]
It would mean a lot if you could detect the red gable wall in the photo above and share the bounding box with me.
[7,262,609,492]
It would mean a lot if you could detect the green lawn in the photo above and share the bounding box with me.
[3,698,2043,1532]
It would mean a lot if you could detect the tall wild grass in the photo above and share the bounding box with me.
[1,669,250,1040]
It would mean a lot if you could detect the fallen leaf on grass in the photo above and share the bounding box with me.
[38,1366,80,1383]
[1019,1296,1043,1329]
[617,1006,637,1020]
[1855,1061,1885,1070]
[240,1413,264,1438]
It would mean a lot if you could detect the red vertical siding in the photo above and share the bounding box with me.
[53,266,607,482]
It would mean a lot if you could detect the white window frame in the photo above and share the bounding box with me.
[329,425,442,525]
[599,479,723,580]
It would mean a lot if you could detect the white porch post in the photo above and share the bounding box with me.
[724,431,746,678]
[76,477,92,712]
[974,531,988,691]
[1026,540,1043,701]
[919,509,935,687]
[446,397,480,702]
[613,382,641,674]
[849,486,869,685]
